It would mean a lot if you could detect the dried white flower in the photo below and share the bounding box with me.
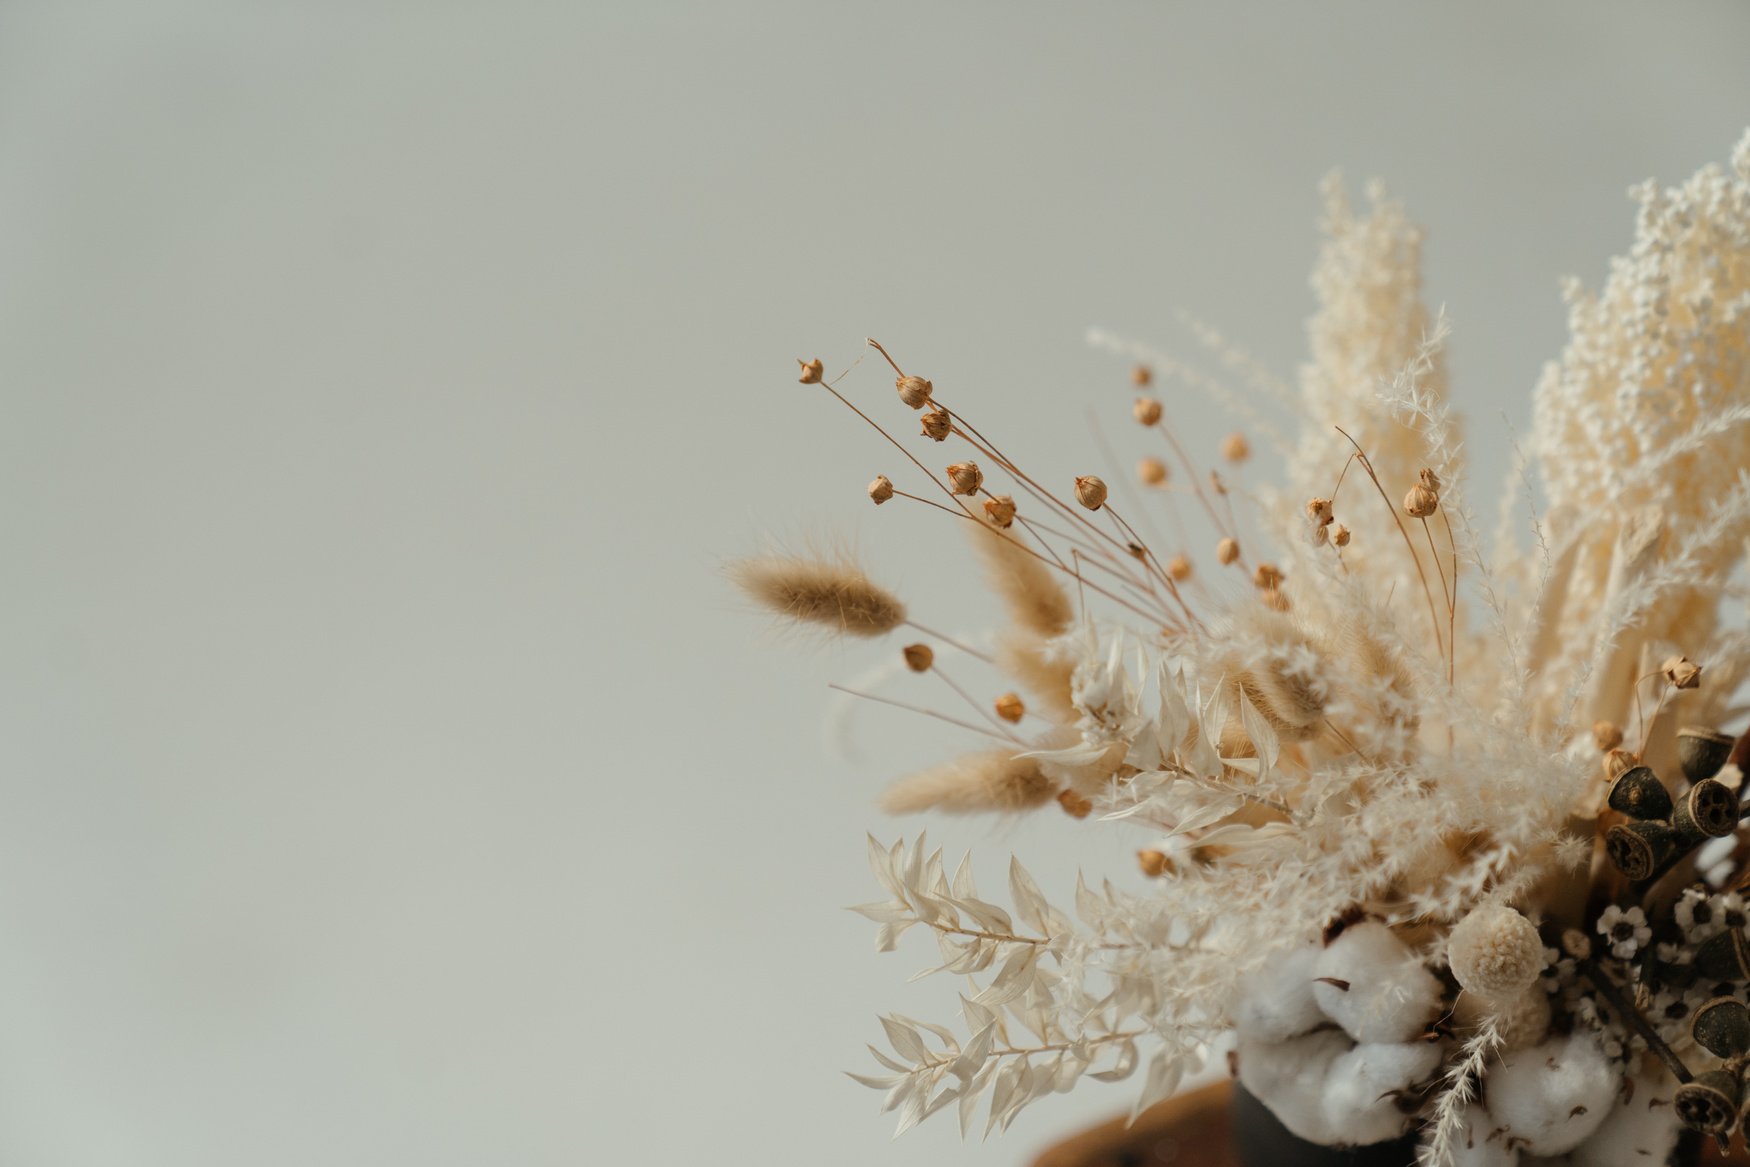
[1596,905,1650,961]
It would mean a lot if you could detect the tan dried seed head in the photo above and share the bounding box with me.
[1057,789,1093,819]
[797,358,824,384]
[1133,396,1163,426]
[1220,432,1250,462]
[903,643,934,672]
[1306,497,1333,527]
[919,408,952,441]
[1403,483,1439,518]
[1330,523,1351,547]
[982,494,1016,528]
[1166,554,1192,582]
[1137,848,1172,877]
[1253,563,1284,590]
[994,692,1024,723]
[1663,655,1702,690]
[1131,364,1152,387]
[868,474,894,505]
[1593,720,1624,752]
[946,461,983,495]
[896,375,933,409]
[1217,537,1240,566]
[1603,748,1637,781]
[1137,456,1168,486]
[1074,475,1108,510]
[1261,588,1291,613]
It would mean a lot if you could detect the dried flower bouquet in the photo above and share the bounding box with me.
[737,133,1750,1166]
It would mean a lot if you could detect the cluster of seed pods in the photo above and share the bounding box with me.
[1603,729,1739,883]
[1676,997,1750,1142]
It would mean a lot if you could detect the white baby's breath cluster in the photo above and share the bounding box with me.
[741,132,1750,1165]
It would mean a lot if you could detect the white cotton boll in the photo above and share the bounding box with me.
[1237,1029,1349,1145]
[1487,1033,1616,1155]
[1446,1103,1518,1167]
[1321,1040,1443,1145]
[1313,922,1443,1043]
[1234,943,1324,1042]
[1567,1066,1679,1167]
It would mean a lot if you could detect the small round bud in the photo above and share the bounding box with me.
[1133,396,1163,426]
[1137,848,1172,877]
[1217,537,1240,566]
[1220,432,1250,462]
[896,375,933,409]
[1448,903,1544,1000]
[902,643,934,672]
[1166,554,1192,582]
[868,474,894,505]
[994,692,1024,723]
[1418,468,1442,493]
[982,494,1016,528]
[1253,563,1284,590]
[1074,475,1108,510]
[1130,364,1152,387]
[919,408,952,441]
[1330,524,1351,548]
[1561,929,1592,961]
[1662,654,1702,690]
[1056,789,1092,819]
[1602,748,1636,781]
[946,461,983,495]
[1403,483,1439,518]
[797,358,824,384]
[1137,456,1168,486]
[1305,497,1333,527]
[1592,720,1624,752]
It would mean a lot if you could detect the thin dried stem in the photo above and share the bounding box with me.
[829,683,1017,745]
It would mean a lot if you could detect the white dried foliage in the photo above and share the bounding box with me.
[815,134,1750,1160]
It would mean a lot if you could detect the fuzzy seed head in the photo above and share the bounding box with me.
[731,554,906,638]
[1403,483,1439,518]
[919,408,952,441]
[1663,654,1702,690]
[1593,720,1624,752]
[1074,475,1108,510]
[1166,554,1192,582]
[1220,432,1250,462]
[1306,497,1333,527]
[1217,537,1241,566]
[1133,396,1163,426]
[1254,563,1284,590]
[1057,789,1092,818]
[867,475,894,505]
[1137,456,1168,487]
[1130,364,1152,387]
[1137,848,1172,877]
[994,692,1024,723]
[902,643,933,672]
[946,461,983,495]
[1448,903,1545,1000]
[982,494,1016,528]
[896,375,933,409]
[1331,523,1351,548]
[797,357,824,384]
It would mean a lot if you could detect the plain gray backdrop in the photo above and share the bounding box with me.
[3,3,1749,1164]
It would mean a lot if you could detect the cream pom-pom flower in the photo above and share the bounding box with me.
[1447,903,1545,1001]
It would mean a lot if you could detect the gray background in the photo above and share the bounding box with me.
[3,3,1748,1164]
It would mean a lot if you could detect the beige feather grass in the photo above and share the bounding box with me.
[880,749,1055,814]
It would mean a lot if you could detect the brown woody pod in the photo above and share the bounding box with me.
[1605,820,1679,880]
[1679,727,1738,785]
[1607,766,1673,822]
[1676,1069,1742,1136]
[1693,930,1750,983]
[1693,997,1750,1059]
[1674,778,1739,842]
